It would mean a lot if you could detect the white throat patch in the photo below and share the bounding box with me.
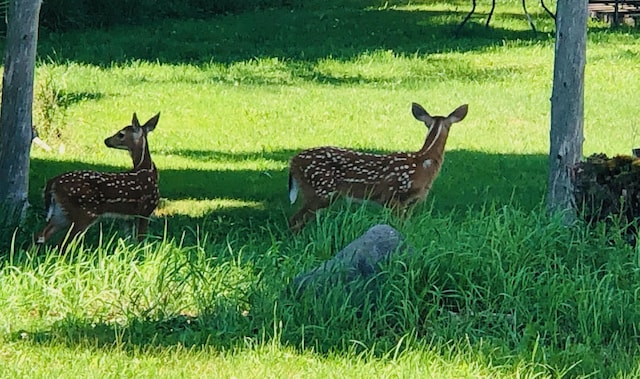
[424,124,443,152]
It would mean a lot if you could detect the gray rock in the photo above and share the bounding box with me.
[293,224,412,295]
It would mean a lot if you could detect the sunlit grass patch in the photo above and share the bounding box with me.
[155,198,266,217]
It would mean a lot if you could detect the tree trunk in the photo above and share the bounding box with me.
[547,0,587,220]
[0,0,42,228]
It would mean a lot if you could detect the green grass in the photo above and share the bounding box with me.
[2,0,640,377]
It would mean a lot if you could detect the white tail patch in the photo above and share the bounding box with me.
[45,195,55,222]
[289,176,299,204]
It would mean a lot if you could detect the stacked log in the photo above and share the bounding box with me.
[573,153,640,224]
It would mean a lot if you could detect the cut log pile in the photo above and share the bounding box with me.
[573,153,640,223]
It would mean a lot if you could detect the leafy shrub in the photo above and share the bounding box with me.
[33,70,66,140]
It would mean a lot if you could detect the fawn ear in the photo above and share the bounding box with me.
[132,113,141,128]
[411,103,434,126]
[447,104,468,124]
[142,112,160,133]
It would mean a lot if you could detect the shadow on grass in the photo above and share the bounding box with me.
[13,149,548,251]
[28,149,547,209]
[10,312,252,351]
[57,90,105,107]
[36,7,558,67]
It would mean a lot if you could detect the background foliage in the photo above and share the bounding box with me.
[38,0,302,31]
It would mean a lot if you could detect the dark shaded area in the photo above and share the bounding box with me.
[27,149,547,209]
[9,311,251,350]
[38,0,298,32]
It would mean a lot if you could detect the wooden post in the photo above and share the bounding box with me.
[547,0,588,221]
[0,0,43,227]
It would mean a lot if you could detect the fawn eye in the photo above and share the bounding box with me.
[118,132,126,139]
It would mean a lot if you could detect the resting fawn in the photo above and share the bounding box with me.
[288,103,468,231]
[35,113,161,250]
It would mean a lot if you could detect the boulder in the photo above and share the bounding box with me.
[293,224,413,295]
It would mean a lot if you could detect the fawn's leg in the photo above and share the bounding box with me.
[56,213,96,252]
[35,201,71,245]
[35,221,66,245]
[136,217,150,241]
[289,197,330,232]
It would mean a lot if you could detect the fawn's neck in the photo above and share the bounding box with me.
[130,137,155,172]
[416,122,449,163]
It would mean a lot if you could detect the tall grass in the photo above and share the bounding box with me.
[3,206,640,377]
[3,0,640,377]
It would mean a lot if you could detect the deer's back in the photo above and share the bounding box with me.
[47,169,159,217]
[292,147,424,202]
[294,147,387,179]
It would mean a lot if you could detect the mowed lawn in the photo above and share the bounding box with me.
[1,0,640,378]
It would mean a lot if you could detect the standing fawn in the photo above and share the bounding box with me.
[288,103,468,231]
[35,113,161,250]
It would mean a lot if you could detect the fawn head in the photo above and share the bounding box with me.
[104,112,160,154]
[412,103,468,129]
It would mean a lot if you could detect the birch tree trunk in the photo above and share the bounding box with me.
[0,0,42,228]
[547,0,587,220]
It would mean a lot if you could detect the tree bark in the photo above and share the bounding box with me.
[0,0,42,228]
[547,0,587,220]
